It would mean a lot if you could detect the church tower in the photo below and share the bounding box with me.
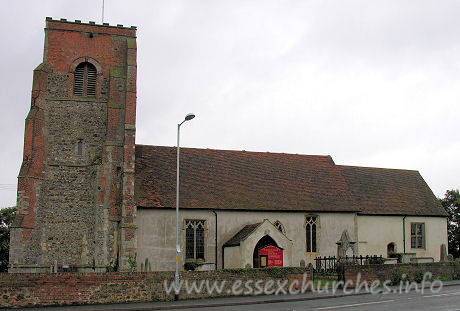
[9,18,137,272]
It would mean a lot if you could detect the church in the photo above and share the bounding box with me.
[9,18,448,273]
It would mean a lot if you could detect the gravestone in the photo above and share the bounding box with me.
[336,230,356,259]
[440,244,448,262]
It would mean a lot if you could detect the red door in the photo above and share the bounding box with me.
[258,245,283,267]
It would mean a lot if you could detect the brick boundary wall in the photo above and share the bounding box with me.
[0,268,310,308]
[342,262,456,286]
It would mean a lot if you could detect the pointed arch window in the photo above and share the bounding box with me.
[73,62,97,97]
[185,220,205,260]
[306,216,318,253]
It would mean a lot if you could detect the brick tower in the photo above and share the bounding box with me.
[9,18,137,272]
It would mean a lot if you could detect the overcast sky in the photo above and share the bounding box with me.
[0,0,459,207]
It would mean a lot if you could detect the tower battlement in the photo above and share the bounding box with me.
[45,17,137,36]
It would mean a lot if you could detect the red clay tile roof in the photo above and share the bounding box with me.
[135,145,357,212]
[337,165,447,216]
[223,223,262,247]
[134,145,446,217]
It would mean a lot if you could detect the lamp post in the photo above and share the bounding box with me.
[175,113,195,300]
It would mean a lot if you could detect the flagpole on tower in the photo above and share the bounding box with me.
[102,0,105,23]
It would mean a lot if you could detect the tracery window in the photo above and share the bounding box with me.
[73,62,97,97]
[306,216,318,252]
[185,220,205,260]
[411,223,425,249]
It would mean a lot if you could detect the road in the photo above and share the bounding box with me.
[166,285,460,311]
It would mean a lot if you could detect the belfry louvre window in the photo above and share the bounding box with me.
[411,223,425,249]
[306,216,318,252]
[185,220,205,260]
[74,62,97,97]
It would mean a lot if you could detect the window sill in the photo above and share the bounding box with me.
[185,258,206,263]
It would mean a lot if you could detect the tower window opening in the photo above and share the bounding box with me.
[77,140,83,156]
[74,62,97,97]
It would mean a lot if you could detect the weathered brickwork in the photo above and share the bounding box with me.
[342,262,455,285]
[9,18,137,272]
[0,268,311,308]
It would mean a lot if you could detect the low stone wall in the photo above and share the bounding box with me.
[0,268,310,308]
[342,262,456,285]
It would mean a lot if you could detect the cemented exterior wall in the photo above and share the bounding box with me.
[137,208,356,271]
[136,209,216,272]
[357,215,447,261]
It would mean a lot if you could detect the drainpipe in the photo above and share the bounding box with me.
[212,210,218,270]
[403,215,407,253]
[222,247,225,269]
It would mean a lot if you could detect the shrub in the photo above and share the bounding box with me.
[390,269,408,286]
[414,268,426,283]
[184,262,202,271]
[441,275,453,281]
[128,253,137,272]
[368,256,385,265]
[454,259,460,280]
[264,267,289,278]
[388,253,403,263]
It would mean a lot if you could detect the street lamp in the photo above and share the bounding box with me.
[175,113,195,300]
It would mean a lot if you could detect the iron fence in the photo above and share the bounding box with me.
[315,255,384,273]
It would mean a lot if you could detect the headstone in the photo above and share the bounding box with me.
[337,230,356,259]
[197,263,216,271]
[300,259,306,267]
[401,253,416,263]
[440,244,448,262]
[384,259,398,265]
[410,257,434,263]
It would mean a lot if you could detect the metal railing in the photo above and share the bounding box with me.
[315,255,384,273]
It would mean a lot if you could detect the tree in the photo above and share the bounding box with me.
[440,190,460,258]
[0,206,16,272]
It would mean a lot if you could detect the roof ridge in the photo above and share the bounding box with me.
[135,144,331,158]
[337,164,419,173]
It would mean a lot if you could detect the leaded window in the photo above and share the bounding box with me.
[306,216,318,252]
[185,220,205,260]
[411,223,425,249]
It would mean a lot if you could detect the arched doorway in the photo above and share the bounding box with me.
[252,235,278,268]
[387,242,396,258]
